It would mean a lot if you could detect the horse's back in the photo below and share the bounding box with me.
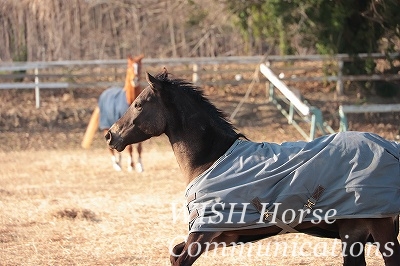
[98,87,129,130]
[186,131,400,233]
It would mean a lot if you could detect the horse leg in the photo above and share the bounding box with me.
[170,232,222,266]
[104,129,122,171]
[368,217,400,266]
[110,149,122,171]
[337,219,369,266]
[135,142,143,173]
[126,145,134,172]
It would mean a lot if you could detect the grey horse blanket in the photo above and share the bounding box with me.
[186,132,400,233]
[98,87,129,130]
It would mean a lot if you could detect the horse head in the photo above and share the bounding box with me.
[125,54,144,104]
[106,69,168,152]
[127,54,144,88]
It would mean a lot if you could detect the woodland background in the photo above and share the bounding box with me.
[1,0,399,64]
[1,0,400,95]
[0,0,249,61]
[1,2,400,265]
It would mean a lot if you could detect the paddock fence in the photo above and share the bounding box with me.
[259,53,400,139]
[1,54,399,139]
[0,56,266,108]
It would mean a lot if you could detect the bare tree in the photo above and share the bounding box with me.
[0,0,246,61]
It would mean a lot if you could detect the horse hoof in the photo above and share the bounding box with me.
[127,165,134,172]
[136,163,143,173]
[113,163,122,171]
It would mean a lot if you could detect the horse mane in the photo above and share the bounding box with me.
[155,72,245,139]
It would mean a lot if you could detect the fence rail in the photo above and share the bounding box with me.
[260,63,335,140]
[1,54,399,139]
[339,104,400,131]
[0,56,267,108]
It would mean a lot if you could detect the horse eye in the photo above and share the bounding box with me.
[135,102,143,111]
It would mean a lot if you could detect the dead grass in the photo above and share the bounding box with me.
[1,82,399,265]
[0,136,397,265]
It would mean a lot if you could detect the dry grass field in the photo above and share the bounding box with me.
[1,138,398,266]
[1,79,400,265]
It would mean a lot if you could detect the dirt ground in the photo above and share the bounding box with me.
[1,75,400,265]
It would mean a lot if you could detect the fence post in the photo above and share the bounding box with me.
[338,106,348,132]
[309,113,317,141]
[268,82,274,102]
[192,64,199,84]
[336,59,344,95]
[35,68,40,108]
[288,103,294,124]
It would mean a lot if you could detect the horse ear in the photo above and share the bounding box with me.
[146,72,162,91]
[133,54,144,63]
[127,55,134,66]
[136,54,144,61]
[160,67,168,79]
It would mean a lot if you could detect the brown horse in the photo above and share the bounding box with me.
[98,55,144,172]
[105,69,400,266]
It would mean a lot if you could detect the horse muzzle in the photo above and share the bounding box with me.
[105,129,126,152]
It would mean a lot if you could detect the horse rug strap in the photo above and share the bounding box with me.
[185,132,400,233]
[251,185,325,234]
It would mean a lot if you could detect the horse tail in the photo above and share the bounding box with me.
[81,106,100,149]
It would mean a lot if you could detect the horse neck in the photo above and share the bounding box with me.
[165,112,238,184]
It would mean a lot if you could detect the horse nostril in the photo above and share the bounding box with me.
[105,131,112,143]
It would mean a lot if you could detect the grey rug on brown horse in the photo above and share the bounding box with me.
[106,70,400,265]
[186,131,400,233]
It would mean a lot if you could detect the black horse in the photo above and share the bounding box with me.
[106,69,400,266]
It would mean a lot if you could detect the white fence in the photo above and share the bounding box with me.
[1,54,399,139]
[339,104,400,131]
[259,53,400,138]
[260,63,335,140]
[0,56,265,108]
